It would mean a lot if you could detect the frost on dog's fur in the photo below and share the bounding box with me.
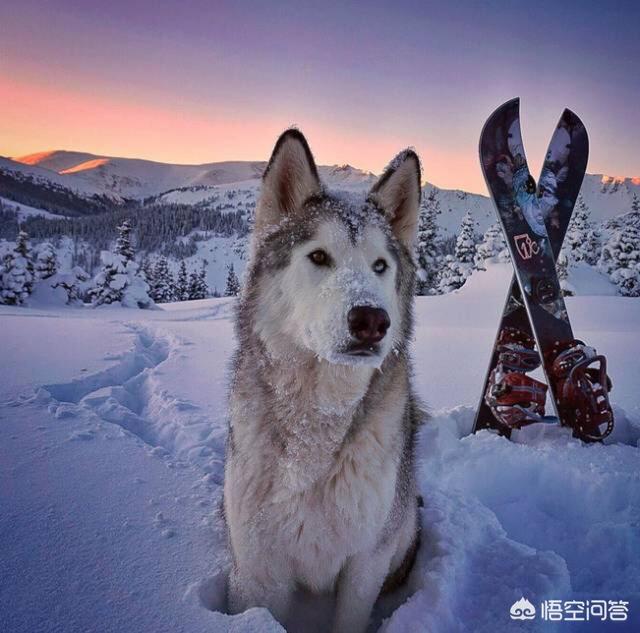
[224,128,424,633]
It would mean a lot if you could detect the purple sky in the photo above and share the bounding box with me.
[1,0,639,192]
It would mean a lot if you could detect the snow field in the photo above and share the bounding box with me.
[1,266,639,632]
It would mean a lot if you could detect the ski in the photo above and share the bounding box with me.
[473,98,614,441]
[473,105,587,436]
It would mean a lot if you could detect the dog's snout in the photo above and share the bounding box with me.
[348,306,390,344]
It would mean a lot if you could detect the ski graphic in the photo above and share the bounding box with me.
[473,99,612,440]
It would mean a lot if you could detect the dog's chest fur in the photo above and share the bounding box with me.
[227,354,407,591]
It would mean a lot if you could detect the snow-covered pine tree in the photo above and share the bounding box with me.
[115,220,135,263]
[599,224,640,297]
[437,255,465,294]
[224,263,241,297]
[562,195,600,265]
[88,255,119,306]
[438,211,477,293]
[0,230,35,305]
[140,257,154,284]
[415,189,441,295]
[176,260,189,301]
[556,250,574,296]
[198,262,209,298]
[151,257,175,303]
[186,262,209,300]
[474,223,509,270]
[35,242,58,280]
[89,223,152,308]
[89,251,153,308]
[52,266,91,304]
[455,211,477,264]
[187,271,199,300]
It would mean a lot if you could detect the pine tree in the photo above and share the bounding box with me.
[599,224,640,296]
[455,211,477,264]
[437,255,467,294]
[188,261,209,300]
[89,251,152,308]
[52,266,91,305]
[150,257,175,303]
[89,222,152,308]
[176,260,189,301]
[556,250,574,296]
[562,195,600,266]
[35,242,58,280]
[474,223,509,270]
[115,220,135,263]
[198,261,209,298]
[224,263,241,297]
[140,258,154,285]
[415,189,441,295]
[0,230,35,305]
[438,212,477,293]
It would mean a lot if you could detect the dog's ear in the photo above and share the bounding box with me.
[255,129,321,233]
[369,150,421,247]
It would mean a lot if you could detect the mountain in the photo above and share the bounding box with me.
[11,151,376,199]
[0,151,500,237]
[6,150,638,231]
[0,156,124,217]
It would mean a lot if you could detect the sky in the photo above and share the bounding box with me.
[1,0,639,193]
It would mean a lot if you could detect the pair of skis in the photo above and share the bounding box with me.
[472,98,614,442]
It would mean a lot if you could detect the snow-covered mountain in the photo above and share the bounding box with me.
[11,150,376,199]
[0,156,115,200]
[5,150,639,233]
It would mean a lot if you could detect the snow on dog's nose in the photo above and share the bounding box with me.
[348,306,390,344]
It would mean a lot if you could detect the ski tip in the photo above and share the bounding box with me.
[487,97,519,120]
[559,108,590,173]
[479,97,521,167]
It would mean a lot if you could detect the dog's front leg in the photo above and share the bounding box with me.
[332,544,394,633]
[228,564,293,626]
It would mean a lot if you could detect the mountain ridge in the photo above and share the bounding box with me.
[2,150,639,234]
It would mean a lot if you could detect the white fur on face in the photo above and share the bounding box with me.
[254,219,401,367]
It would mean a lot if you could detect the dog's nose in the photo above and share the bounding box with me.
[347,306,390,344]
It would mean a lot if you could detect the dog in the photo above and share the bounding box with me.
[224,129,423,633]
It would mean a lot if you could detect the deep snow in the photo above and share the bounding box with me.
[1,265,639,633]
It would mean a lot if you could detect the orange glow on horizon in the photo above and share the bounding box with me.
[1,75,487,193]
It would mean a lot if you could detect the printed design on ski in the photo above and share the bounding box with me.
[473,98,613,441]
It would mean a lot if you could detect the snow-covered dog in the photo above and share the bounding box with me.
[224,129,423,633]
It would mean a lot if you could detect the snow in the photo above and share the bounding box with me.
[566,262,619,296]
[1,264,639,632]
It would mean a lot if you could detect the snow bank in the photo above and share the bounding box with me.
[396,407,640,633]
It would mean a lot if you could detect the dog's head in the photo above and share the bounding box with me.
[245,129,420,368]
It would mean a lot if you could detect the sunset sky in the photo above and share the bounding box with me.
[1,0,639,193]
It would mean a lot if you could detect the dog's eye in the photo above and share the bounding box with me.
[308,249,330,267]
[373,258,388,274]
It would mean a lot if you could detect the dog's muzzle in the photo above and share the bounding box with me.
[347,306,390,346]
